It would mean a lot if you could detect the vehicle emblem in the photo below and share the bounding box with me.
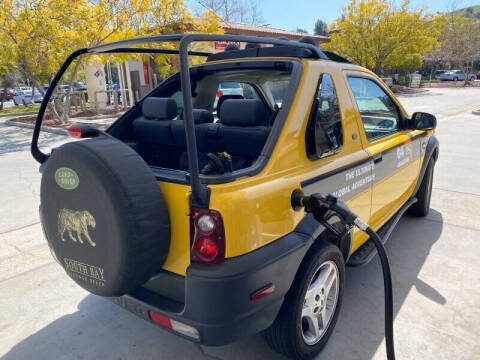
[58,209,97,247]
[55,167,79,190]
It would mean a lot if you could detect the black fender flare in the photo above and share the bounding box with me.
[294,212,353,262]
[412,135,439,196]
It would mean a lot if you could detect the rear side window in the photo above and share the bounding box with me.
[347,77,399,140]
[306,73,343,159]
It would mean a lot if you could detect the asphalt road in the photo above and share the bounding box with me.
[1,87,479,360]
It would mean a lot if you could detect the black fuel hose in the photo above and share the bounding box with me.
[365,226,395,360]
[330,203,396,360]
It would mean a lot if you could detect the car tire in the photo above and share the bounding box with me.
[408,159,434,217]
[453,77,458,81]
[264,241,345,360]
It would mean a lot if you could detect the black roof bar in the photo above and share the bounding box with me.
[87,33,329,60]
[101,48,211,57]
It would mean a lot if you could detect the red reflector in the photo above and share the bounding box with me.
[216,90,223,98]
[194,236,218,261]
[67,126,83,138]
[148,310,172,329]
[251,283,275,301]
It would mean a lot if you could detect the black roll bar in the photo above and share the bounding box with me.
[32,33,330,208]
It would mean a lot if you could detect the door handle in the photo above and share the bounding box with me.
[373,154,383,164]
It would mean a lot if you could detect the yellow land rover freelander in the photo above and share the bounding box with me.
[32,34,438,359]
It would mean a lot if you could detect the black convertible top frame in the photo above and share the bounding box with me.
[31,33,331,208]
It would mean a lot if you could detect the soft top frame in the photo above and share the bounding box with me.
[32,33,331,208]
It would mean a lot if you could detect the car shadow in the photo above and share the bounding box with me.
[0,210,444,360]
[0,122,64,156]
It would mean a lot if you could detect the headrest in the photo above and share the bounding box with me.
[217,94,244,114]
[142,97,177,120]
[219,99,269,126]
[192,109,214,124]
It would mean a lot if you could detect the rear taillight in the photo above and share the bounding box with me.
[148,310,199,340]
[190,208,225,264]
[67,125,83,138]
[216,90,223,98]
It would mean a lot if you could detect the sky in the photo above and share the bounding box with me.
[187,0,479,33]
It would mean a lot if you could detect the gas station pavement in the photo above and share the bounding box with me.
[0,87,479,360]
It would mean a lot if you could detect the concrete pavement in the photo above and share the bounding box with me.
[1,88,480,360]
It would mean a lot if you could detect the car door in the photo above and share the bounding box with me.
[345,73,421,229]
[301,71,373,253]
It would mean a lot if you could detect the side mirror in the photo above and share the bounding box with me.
[411,112,436,130]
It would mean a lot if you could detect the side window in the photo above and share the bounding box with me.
[306,73,343,159]
[347,77,399,140]
[170,90,183,115]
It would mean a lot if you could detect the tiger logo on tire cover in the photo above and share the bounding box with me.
[58,209,97,247]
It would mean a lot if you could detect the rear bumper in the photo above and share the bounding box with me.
[110,231,312,346]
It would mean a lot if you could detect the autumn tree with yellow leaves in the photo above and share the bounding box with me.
[0,0,222,122]
[326,0,444,73]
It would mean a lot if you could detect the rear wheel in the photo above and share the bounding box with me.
[264,241,345,359]
[408,159,434,217]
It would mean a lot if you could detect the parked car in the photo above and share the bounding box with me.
[73,82,87,91]
[213,81,246,110]
[217,81,243,97]
[380,76,393,87]
[32,34,439,360]
[434,70,447,79]
[13,86,43,105]
[59,82,87,94]
[0,88,15,101]
[438,70,476,81]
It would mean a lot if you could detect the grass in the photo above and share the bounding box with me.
[0,104,40,116]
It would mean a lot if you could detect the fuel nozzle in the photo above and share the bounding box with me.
[291,190,368,231]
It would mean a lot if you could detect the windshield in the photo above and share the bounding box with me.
[162,64,294,119]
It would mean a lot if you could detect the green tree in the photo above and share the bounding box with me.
[296,28,309,34]
[314,19,328,36]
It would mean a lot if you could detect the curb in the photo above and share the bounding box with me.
[0,111,38,118]
[5,119,68,136]
[472,109,480,116]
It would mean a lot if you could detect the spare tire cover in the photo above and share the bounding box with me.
[40,137,170,296]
